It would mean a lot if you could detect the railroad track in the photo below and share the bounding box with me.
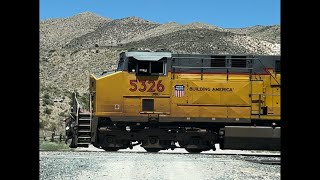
[43,150,281,165]
[244,159,281,165]
[71,148,280,156]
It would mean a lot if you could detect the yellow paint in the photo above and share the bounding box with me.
[90,71,280,122]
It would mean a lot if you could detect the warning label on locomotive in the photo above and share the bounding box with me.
[189,87,234,91]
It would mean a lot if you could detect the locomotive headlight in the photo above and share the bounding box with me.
[272,122,277,129]
[219,130,224,135]
[66,126,70,130]
[126,126,131,132]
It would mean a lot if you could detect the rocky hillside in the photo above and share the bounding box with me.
[122,29,279,55]
[40,12,111,50]
[226,25,280,44]
[122,22,225,43]
[39,12,280,133]
[65,17,160,49]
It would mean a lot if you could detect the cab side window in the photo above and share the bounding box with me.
[137,61,150,74]
[127,57,167,76]
[116,58,124,71]
[128,58,137,72]
[151,61,164,74]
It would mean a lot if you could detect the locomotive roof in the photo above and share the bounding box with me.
[125,51,172,61]
[123,51,280,59]
[103,51,281,77]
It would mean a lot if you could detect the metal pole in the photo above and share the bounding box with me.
[201,59,203,80]
[51,132,54,142]
[258,94,261,119]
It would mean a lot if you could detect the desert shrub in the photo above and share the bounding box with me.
[40,142,70,151]
[44,108,52,115]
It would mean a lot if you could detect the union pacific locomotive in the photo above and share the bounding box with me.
[66,50,280,152]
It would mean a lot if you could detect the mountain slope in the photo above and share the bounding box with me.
[40,12,112,50]
[226,25,280,43]
[122,28,279,55]
[65,17,160,49]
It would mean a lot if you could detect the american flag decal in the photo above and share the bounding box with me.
[174,85,185,97]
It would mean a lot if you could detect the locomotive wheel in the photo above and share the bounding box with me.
[102,147,120,151]
[143,148,161,152]
[185,148,203,153]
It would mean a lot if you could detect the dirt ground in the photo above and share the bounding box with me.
[40,147,280,180]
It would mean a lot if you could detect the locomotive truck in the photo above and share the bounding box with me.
[66,50,280,153]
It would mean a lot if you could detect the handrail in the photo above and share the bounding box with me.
[89,92,92,136]
[72,92,80,126]
[256,59,280,85]
[251,93,280,96]
[171,58,280,86]
[171,66,252,80]
[172,66,253,70]
[250,93,280,118]
[172,57,258,60]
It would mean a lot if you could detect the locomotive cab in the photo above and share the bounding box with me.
[118,51,170,76]
[89,51,172,116]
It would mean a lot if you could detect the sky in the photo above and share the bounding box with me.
[40,0,280,28]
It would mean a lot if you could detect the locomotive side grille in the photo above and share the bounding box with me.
[231,56,247,68]
[275,60,280,73]
[211,56,226,67]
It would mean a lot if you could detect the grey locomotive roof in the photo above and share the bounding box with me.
[125,52,172,61]
[118,51,280,74]
[171,53,280,58]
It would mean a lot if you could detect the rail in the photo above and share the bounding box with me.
[171,56,255,80]
[172,66,253,70]
[256,59,280,86]
[89,93,92,131]
[172,57,257,60]
[171,65,253,80]
[72,92,80,126]
[171,57,280,85]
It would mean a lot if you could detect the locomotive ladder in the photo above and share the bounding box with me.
[71,92,92,148]
[76,112,91,147]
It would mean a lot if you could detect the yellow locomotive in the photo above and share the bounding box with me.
[66,50,280,152]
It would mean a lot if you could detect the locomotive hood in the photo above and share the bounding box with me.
[91,70,118,79]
